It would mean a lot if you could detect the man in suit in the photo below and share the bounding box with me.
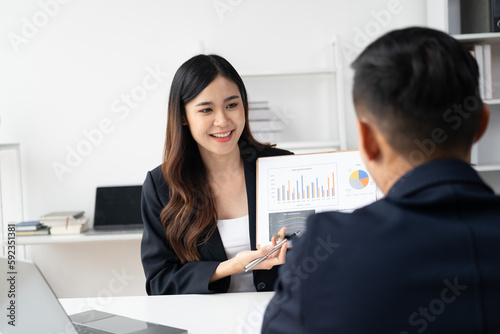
[261,27,500,333]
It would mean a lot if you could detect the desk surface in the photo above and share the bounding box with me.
[60,292,275,334]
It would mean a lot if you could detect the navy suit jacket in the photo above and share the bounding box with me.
[262,159,500,333]
[141,144,292,295]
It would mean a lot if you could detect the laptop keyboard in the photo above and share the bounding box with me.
[74,323,113,334]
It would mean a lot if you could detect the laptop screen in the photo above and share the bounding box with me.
[93,185,143,231]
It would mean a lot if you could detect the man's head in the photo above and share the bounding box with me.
[351,27,490,192]
[352,27,488,161]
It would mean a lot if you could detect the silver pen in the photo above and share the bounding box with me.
[244,230,301,272]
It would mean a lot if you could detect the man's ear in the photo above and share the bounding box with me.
[357,118,380,161]
[473,103,490,143]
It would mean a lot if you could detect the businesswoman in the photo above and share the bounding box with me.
[141,54,292,294]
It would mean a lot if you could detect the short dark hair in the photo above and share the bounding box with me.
[351,27,483,158]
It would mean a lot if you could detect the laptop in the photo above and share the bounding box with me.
[0,257,187,333]
[93,185,143,231]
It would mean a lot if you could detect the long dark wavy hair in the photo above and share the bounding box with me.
[161,54,272,263]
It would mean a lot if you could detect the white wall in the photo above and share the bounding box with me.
[1,0,432,297]
[1,0,429,222]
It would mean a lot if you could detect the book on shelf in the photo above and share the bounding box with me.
[483,44,493,100]
[469,44,493,100]
[40,216,87,227]
[253,132,281,143]
[44,217,88,231]
[248,100,285,144]
[17,226,50,236]
[460,0,500,34]
[249,101,269,109]
[39,209,89,235]
[50,219,89,235]
[15,220,44,231]
[40,210,85,221]
[249,101,273,121]
[249,119,285,133]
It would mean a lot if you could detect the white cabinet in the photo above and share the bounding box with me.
[427,0,500,173]
[241,37,346,154]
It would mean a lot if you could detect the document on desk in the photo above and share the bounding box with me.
[256,150,380,248]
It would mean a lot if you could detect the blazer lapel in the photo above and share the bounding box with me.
[200,228,228,261]
[244,156,258,250]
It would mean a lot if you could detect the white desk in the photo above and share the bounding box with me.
[60,292,275,334]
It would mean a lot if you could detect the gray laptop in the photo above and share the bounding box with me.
[0,257,187,333]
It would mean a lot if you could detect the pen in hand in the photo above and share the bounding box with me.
[244,230,301,272]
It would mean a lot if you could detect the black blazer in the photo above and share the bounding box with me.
[262,159,500,333]
[141,144,292,295]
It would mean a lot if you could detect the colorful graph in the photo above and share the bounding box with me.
[268,163,339,211]
[276,173,335,201]
[349,170,370,190]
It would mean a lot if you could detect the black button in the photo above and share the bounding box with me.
[257,282,266,290]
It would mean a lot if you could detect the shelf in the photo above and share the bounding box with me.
[3,229,142,246]
[453,33,500,44]
[485,99,500,105]
[277,140,341,152]
[240,68,336,78]
[474,164,500,172]
[240,38,346,151]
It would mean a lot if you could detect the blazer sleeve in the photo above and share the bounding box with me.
[140,170,230,295]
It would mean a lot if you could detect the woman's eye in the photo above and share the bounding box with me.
[227,103,238,109]
[199,108,212,113]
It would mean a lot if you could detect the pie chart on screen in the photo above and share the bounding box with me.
[349,170,370,190]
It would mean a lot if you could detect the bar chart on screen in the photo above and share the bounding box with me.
[268,162,339,211]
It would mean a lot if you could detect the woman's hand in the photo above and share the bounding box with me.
[233,227,288,271]
[210,227,288,283]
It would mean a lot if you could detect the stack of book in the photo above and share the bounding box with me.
[470,44,493,100]
[15,220,50,236]
[39,211,89,235]
[248,101,284,143]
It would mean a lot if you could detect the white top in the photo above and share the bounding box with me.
[217,215,255,292]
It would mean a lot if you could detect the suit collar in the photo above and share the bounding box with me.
[387,159,492,199]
